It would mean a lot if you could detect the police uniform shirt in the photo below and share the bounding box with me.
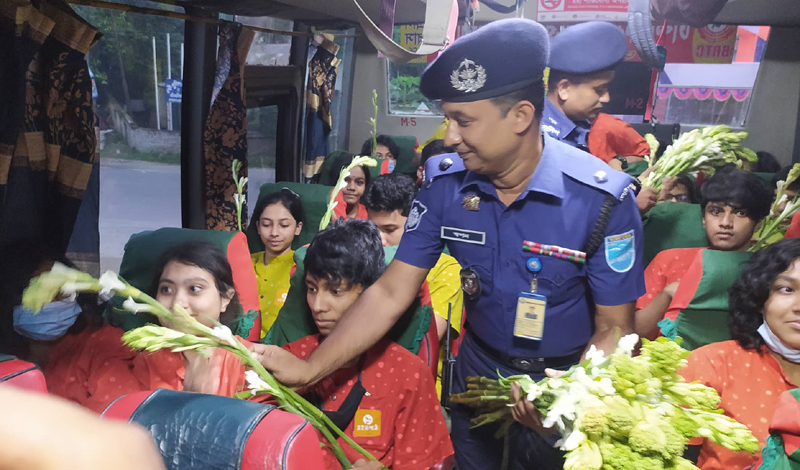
[394,135,645,359]
[541,99,591,149]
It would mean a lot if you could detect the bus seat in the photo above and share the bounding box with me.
[388,135,420,178]
[319,150,353,186]
[102,389,326,470]
[107,228,261,341]
[642,202,707,267]
[659,250,751,350]
[262,245,433,356]
[629,122,680,145]
[246,182,332,254]
[0,354,47,393]
[416,289,440,381]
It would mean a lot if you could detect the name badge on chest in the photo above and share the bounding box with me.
[441,226,486,245]
[513,257,547,341]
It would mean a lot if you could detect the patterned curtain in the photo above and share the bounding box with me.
[302,35,340,184]
[0,0,100,256]
[204,22,254,231]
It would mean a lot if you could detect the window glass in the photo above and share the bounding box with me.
[328,29,357,152]
[386,25,442,116]
[246,106,278,215]
[650,26,769,126]
[75,3,184,272]
[235,16,294,66]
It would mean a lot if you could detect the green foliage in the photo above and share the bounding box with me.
[74,2,184,123]
[389,75,424,111]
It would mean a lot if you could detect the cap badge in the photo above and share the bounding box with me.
[450,58,487,93]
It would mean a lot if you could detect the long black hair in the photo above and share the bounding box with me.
[151,241,241,328]
[729,238,800,350]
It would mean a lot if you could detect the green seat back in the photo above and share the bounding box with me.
[753,172,775,185]
[246,182,332,253]
[319,150,353,187]
[671,250,751,350]
[388,135,419,178]
[262,245,431,354]
[107,228,260,339]
[642,202,708,267]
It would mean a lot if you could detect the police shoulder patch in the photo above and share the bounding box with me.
[405,200,428,232]
[605,230,636,273]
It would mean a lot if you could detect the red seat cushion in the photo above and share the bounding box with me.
[102,390,326,470]
[0,356,47,393]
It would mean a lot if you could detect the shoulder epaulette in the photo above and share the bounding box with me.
[553,139,636,201]
[423,152,466,188]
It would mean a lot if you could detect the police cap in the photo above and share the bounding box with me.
[420,19,549,103]
[549,22,628,74]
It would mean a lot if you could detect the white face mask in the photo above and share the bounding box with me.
[758,322,800,363]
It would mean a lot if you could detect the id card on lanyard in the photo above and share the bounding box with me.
[513,257,547,341]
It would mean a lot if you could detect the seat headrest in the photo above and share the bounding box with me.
[107,228,260,340]
[102,389,326,470]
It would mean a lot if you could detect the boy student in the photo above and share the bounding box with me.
[635,167,772,339]
[362,174,464,398]
[273,219,453,469]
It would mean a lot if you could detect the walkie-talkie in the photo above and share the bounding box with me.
[440,303,457,408]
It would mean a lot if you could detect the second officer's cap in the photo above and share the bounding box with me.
[549,21,628,74]
[420,19,549,103]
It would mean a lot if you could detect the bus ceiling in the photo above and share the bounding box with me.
[151,0,434,25]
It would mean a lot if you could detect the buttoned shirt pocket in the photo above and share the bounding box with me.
[536,260,586,306]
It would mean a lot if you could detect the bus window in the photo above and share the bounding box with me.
[247,106,278,214]
[236,16,293,66]
[651,26,770,127]
[74,3,185,272]
[386,25,443,116]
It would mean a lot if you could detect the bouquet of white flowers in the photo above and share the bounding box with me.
[450,336,759,470]
[751,163,800,252]
[642,125,757,190]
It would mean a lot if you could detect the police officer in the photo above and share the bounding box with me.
[543,22,659,212]
[250,18,645,470]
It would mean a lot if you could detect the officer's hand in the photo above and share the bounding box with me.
[637,187,659,214]
[248,344,315,389]
[510,382,556,435]
[639,165,656,180]
[664,281,680,298]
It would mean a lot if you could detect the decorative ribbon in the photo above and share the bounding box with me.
[657,87,752,102]
[522,241,587,264]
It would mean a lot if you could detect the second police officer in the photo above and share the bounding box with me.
[251,18,647,469]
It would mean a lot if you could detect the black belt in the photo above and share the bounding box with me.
[469,330,582,374]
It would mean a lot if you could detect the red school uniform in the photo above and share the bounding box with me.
[45,325,249,413]
[331,190,369,221]
[637,247,705,311]
[680,340,797,470]
[282,334,454,470]
[587,113,652,163]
